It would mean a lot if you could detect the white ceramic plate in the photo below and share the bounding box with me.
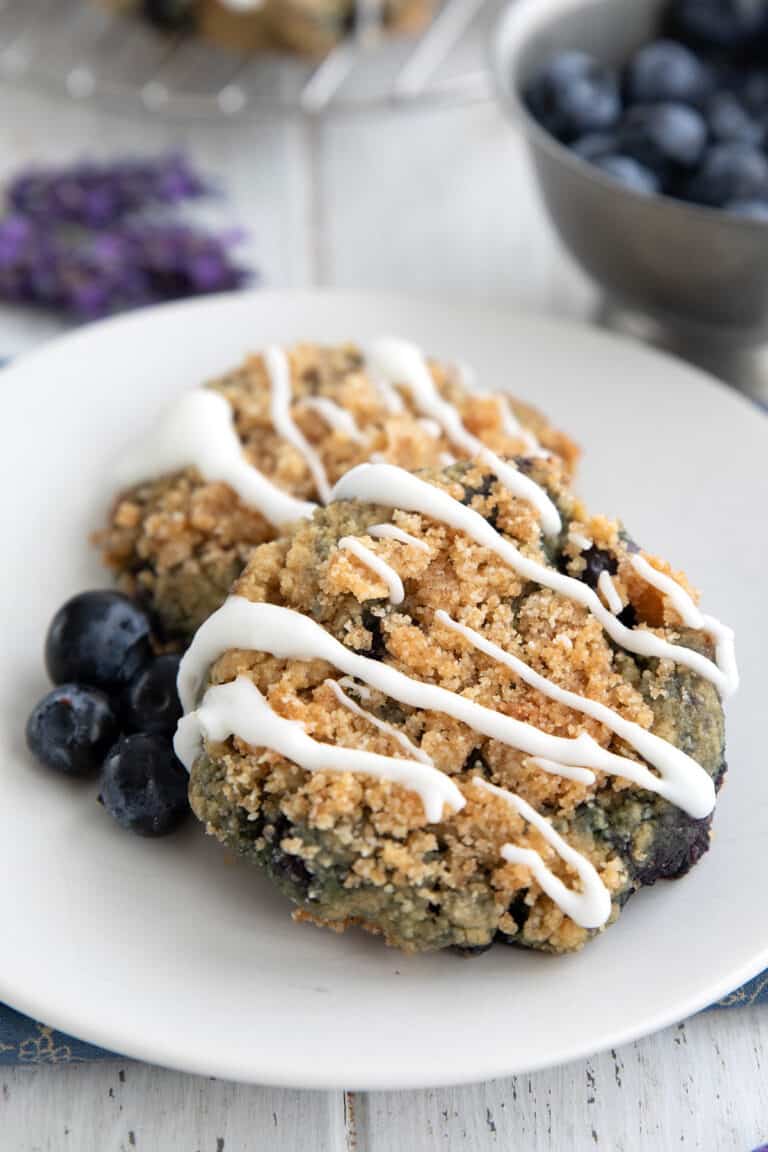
[1,291,766,1090]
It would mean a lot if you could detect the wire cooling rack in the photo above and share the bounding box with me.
[0,0,497,117]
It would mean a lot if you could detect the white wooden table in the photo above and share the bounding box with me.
[1,85,766,1152]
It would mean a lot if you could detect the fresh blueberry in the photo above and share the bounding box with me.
[686,143,768,206]
[572,133,618,161]
[707,91,764,146]
[579,546,618,590]
[525,51,622,142]
[45,590,152,692]
[626,40,712,108]
[122,654,182,736]
[738,70,768,116]
[617,603,638,629]
[665,0,767,51]
[726,199,768,220]
[620,103,708,174]
[26,684,118,777]
[142,0,196,29]
[451,943,494,958]
[99,734,189,837]
[593,155,660,195]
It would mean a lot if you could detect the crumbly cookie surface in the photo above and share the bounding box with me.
[187,458,725,955]
[99,344,578,639]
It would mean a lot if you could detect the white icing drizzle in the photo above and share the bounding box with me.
[437,610,713,816]
[338,675,372,701]
[337,537,405,605]
[218,0,265,11]
[631,554,739,695]
[325,678,434,765]
[265,346,332,504]
[368,369,404,413]
[331,464,736,699]
[496,394,521,435]
[453,359,478,394]
[598,571,623,616]
[525,757,596,785]
[473,779,611,929]
[175,676,461,824]
[418,418,442,439]
[496,395,546,458]
[177,598,714,817]
[570,531,593,551]
[365,339,562,537]
[439,453,457,468]
[368,523,430,552]
[301,396,363,443]
[115,388,316,528]
[453,358,544,458]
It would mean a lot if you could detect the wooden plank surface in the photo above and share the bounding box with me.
[0,77,765,1152]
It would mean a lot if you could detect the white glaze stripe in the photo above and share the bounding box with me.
[473,778,611,929]
[365,339,561,537]
[301,396,363,443]
[570,531,593,551]
[598,571,623,615]
[115,389,316,528]
[437,610,713,816]
[175,677,461,823]
[338,675,372,701]
[177,598,714,817]
[526,757,596,785]
[454,358,544,457]
[631,554,739,695]
[368,368,404,413]
[496,395,546,458]
[218,0,265,11]
[368,523,430,552]
[325,679,434,765]
[331,464,736,698]
[338,538,405,605]
[418,418,442,438]
[265,345,332,504]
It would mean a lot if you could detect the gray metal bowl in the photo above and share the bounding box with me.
[492,0,768,338]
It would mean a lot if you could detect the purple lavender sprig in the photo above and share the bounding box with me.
[0,215,250,320]
[8,154,210,229]
[0,154,251,320]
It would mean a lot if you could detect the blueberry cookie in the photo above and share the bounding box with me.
[176,450,735,955]
[99,340,578,641]
[101,0,436,57]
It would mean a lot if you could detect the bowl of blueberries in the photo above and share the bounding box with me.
[493,0,768,336]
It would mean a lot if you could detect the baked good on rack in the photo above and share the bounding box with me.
[100,0,436,57]
[99,339,578,640]
[176,451,736,955]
